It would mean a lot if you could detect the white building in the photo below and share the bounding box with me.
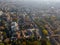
[0,11,3,16]
[11,22,19,32]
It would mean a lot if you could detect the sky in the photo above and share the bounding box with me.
[15,0,60,1]
[20,0,60,2]
[1,0,60,2]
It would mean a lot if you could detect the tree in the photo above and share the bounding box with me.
[42,29,48,36]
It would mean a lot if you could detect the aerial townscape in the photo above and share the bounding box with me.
[0,0,60,45]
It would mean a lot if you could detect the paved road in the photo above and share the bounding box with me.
[28,14,60,45]
[43,19,60,45]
